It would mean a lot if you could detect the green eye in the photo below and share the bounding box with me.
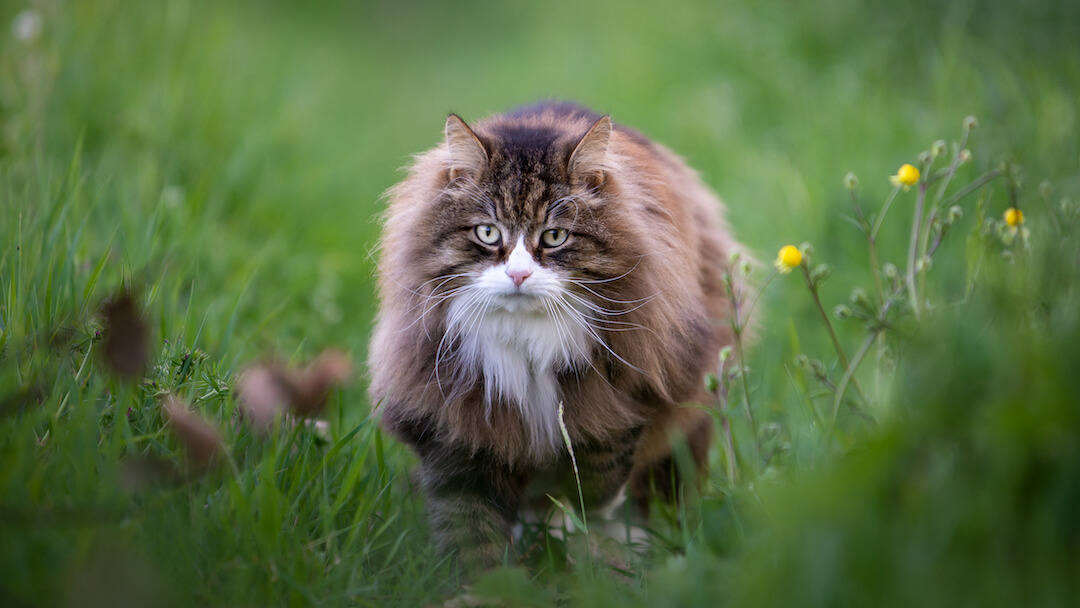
[541,228,569,248]
[475,224,501,245]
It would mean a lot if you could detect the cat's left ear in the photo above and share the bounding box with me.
[568,115,612,188]
[445,114,488,180]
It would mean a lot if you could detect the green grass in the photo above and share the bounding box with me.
[2,0,1079,605]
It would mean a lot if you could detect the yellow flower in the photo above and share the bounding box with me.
[890,164,920,190]
[1004,207,1024,227]
[775,245,803,274]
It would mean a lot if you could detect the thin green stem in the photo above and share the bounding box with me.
[741,269,778,325]
[720,413,738,484]
[934,130,973,202]
[732,327,759,455]
[727,272,761,464]
[800,264,866,401]
[942,168,1006,208]
[870,186,902,241]
[828,330,877,436]
[906,182,927,320]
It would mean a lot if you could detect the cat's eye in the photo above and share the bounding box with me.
[475,224,501,245]
[540,228,569,248]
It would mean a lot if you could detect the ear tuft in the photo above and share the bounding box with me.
[444,114,488,179]
[568,115,612,188]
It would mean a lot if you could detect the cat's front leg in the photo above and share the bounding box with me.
[416,444,527,573]
[568,427,644,513]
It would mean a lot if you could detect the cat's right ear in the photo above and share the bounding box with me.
[444,114,488,180]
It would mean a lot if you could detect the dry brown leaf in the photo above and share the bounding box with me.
[235,349,351,432]
[283,348,352,416]
[101,291,149,379]
[161,395,225,471]
[235,364,290,431]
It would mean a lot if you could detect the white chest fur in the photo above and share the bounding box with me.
[448,301,591,458]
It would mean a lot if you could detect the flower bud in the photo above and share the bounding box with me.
[916,256,932,272]
[729,251,741,264]
[740,260,753,276]
[917,151,932,166]
[844,172,859,190]
[931,140,947,158]
[810,359,827,377]
[1001,249,1015,263]
[705,373,719,394]
[882,263,898,280]
[810,264,831,287]
[799,242,814,259]
[834,304,852,320]
[963,115,978,131]
[719,346,733,362]
[849,287,871,309]
[794,353,811,370]
[947,205,963,223]
[958,149,972,165]
[1039,180,1053,199]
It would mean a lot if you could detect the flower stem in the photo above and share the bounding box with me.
[942,168,1005,207]
[800,264,866,402]
[906,182,927,320]
[725,271,762,466]
[870,186,902,242]
[720,412,738,483]
[828,330,877,435]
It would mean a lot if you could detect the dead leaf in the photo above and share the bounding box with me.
[235,364,290,431]
[235,349,351,432]
[283,348,351,416]
[161,395,225,471]
[101,291,149,379]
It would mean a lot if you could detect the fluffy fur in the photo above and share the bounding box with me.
[368,102,747,570]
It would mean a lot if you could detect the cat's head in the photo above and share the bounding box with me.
[413,108,644,322]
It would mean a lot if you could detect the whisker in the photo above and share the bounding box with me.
[555,293,657,336]
[547,297,617,389]
[566,256,648,285]
[560,288,655,317]
[566,281,658,306]
[550,296,645,376]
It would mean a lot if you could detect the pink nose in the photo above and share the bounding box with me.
[506,268,532,287]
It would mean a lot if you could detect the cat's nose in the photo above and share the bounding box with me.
[506,267,532,287]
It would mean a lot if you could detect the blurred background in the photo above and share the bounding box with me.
[5,0,1078,359]
[2,0,1078,605]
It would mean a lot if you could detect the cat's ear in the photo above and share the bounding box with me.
[444,114,488,180]
[568,115,612,188]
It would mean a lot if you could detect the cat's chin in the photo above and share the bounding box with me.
[490,292,548,315]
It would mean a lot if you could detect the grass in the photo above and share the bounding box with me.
[2,0,1079,605]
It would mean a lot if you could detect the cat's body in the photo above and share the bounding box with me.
[368,102,745,570]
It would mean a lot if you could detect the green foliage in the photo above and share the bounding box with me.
[2,0,1078,606]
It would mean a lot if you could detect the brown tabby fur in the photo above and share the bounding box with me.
[368,102,747,570]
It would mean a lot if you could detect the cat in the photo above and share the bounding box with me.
[368,101,747,571]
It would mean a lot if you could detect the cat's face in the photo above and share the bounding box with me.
[419,114,639,325]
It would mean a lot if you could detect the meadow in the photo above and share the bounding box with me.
[2,0,1079,605]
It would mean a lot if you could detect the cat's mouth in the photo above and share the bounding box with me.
[491,291,548,314]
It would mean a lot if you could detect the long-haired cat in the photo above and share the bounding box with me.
[368,102,747,571]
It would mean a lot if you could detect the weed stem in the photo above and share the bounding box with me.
[800,265,866,402]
